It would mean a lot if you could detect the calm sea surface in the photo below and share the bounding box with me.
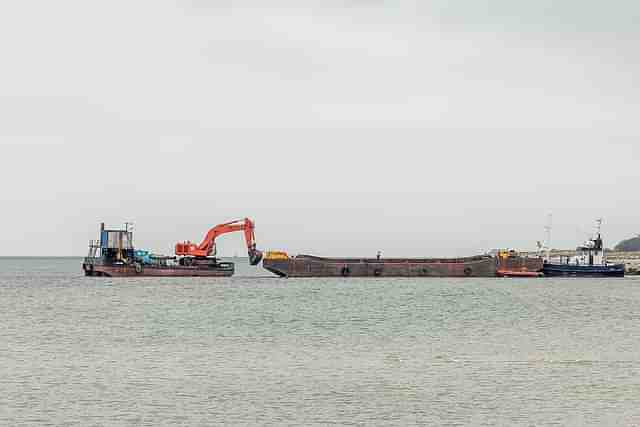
[2,257,640,426]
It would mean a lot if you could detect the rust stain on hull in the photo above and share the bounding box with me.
[496,256,544,277]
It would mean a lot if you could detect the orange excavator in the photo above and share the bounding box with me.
[175,218,263,266]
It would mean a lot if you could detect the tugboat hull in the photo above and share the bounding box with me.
[263,254,497,278]
[542,263,625,277]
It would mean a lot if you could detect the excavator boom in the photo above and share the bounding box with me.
[175,218,263,265]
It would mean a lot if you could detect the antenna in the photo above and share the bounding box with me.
[124,222,135,248]
[543,213,553,261]
[596,218,605,262]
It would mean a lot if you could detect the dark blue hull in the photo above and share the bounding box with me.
[542,262,625,277]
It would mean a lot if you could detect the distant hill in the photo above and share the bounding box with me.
[615,236,640,252]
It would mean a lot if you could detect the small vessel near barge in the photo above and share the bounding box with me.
[83,220,262,277]
[542,219,625,278]
[495,249,544,277]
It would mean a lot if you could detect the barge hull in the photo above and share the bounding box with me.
[264,255,497,278]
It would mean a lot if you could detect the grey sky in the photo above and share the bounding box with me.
[1,1,638,256]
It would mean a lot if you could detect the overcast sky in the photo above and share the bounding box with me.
[1,1,638,257]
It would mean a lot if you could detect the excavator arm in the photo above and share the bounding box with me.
[175,218,263,265]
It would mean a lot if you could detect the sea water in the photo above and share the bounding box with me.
[2,258,639,426]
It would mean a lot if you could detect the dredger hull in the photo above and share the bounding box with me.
[83,259,235,278]
[263,255,497,278]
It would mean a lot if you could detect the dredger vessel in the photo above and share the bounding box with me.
[83,220,262,277]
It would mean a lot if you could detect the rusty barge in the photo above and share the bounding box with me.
[263,250,543,278]
[263,253,498,278]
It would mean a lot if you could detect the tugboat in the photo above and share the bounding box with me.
[542,219,625,277]
[83,219,262,277]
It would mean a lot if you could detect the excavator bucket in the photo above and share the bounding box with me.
[249,248,263,266]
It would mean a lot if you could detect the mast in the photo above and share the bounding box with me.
[544,214,553,262]
[596,218,605,263]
